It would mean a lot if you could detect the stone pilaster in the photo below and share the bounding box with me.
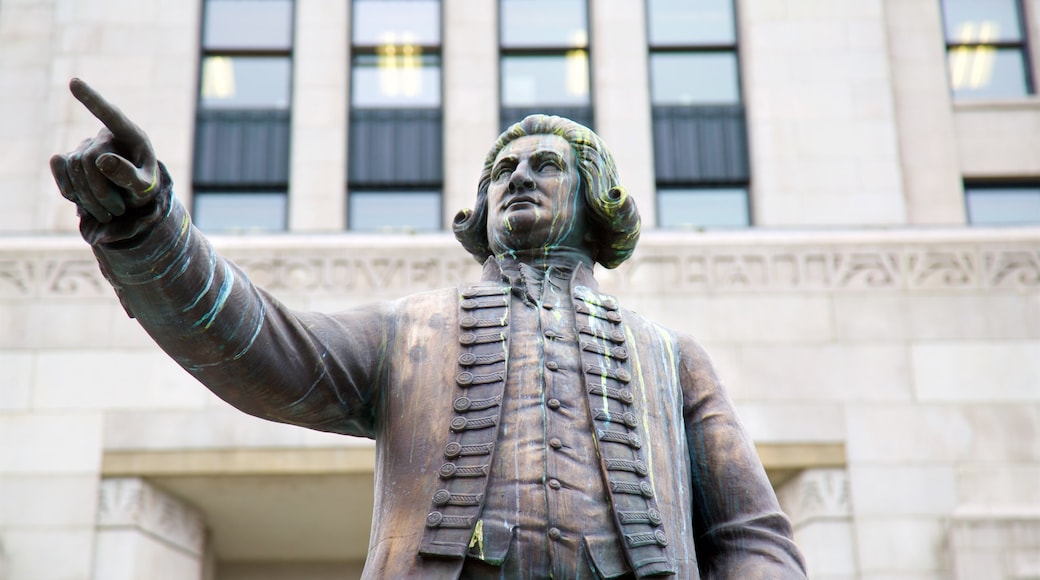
[93,478,207,580]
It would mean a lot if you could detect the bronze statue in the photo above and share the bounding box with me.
[51,79,806,579]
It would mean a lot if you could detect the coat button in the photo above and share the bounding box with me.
[654,530,668,546]
[548,527,562,540]
[457,352,477,366]
[648,508,662,526]
[549,437,563,449]
[450,417,468,432]
[548,478,561,489]
[433,489,451,505]
[615,369,631,383]
[546,398,561,410]
[635,460,649,476]
[610,330,625,343]
[459,333,476,345]
[545,360,559,371]
[607,311,623,323]
[439,463,458,478]
[460,316,477,328]
[623,412,638,427]
[453,397,472,412]
[456,372,474,386]
[426,512,443,527]
[612,346,628,360]
[619,390,634,404]
[639,481,654,497]
[444,442,462,458]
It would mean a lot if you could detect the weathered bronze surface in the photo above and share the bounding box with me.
[52,79,806,579]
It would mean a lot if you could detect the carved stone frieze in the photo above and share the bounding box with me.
[774,468,851,529]
[1,232,1038,299]
[97,478,205,556]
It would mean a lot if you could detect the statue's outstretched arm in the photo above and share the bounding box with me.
[50,79,388,438]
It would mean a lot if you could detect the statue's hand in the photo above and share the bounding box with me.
[50,78,160,224]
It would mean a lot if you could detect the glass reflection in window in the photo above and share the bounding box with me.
[201,56,292,109]
[353,0,440,46]
[349,191,441,231]
[657,187,749,228]
[966,186,1040,225]
[941,0,1023,42]
[947,48,1029,99]
[501,53,589,107]
[500,0,587,48]
[647,0,735,46]
[203,0,294,50]
[352,54,441,108]
[193,191,287,232]
[650,52,739,105]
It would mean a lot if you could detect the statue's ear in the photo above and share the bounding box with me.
[452,208,472,226]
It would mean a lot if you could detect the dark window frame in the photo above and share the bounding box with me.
[939,0,1035,98]
[963,178,1040,225]
[192,0,297,231]
[646,0,751,228]
[347,0,445,231]
[497,0,594,131]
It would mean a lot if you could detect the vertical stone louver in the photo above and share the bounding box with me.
[573,285,675,577]
[418,285,511,558]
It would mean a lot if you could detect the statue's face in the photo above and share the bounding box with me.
[486,134,589,257]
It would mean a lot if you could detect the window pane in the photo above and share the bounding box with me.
[500,0,587,48]
[349,191,441,231]
[657,187,749,228]
[203,0,293,50]
[948,47,1029,99]
[200,56,292,109]
[193,192,287,231]
[353,0,440,46]
[352,54,441,108]
[966,187,1040,225]
[647,0,735,46]
[942,0,1023,43]
[651,52,739,104]
[501,53,589,107]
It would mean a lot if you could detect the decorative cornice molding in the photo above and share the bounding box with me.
[2,230,1038,299]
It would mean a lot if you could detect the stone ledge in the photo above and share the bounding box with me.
[102,442,843,479]
[102,447,378,477]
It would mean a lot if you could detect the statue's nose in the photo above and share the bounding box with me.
[508,166,534,192]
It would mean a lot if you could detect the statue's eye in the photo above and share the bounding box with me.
[492,164,513,180]
[537,158,561,172]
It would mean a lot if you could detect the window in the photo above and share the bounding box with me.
[499,0,592,130]
[965,182,1040,224]
[192,0,294,232]
[647,0,750,229]
[941,0,1034,99]
[348,0,443,232]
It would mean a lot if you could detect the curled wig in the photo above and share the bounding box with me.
[452,114,640,269]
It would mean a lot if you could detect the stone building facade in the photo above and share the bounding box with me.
[1,0,1039,578]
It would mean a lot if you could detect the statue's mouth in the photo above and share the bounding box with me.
[504,194,539,208]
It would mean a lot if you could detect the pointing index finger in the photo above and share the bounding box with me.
[69,78,146,145]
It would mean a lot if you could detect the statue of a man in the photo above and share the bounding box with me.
[51,79,806,579]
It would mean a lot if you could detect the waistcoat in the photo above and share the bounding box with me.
[417,279,676,577]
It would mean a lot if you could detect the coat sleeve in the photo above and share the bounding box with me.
[679,334,807,579]
[87,187,391,438]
